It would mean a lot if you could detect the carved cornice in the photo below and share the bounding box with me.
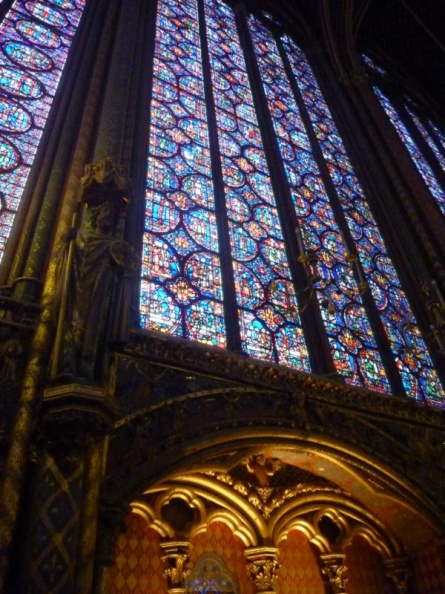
[41,383,117,447]
[123,332,445,426]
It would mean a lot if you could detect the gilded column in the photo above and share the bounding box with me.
[245,547,280,594]
[161,541,192,594]
[319,553,348,594]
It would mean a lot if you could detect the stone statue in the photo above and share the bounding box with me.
[54,159,138,383]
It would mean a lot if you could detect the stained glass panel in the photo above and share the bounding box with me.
[248,15,388,392]
[406,106,445,192]
[374,87,445,217]
[0,0,86,262]
[204,0,310,369]
[140,0,226,347]
[427,119,445,156]
[284,38,445,403]
[362,55,445,217]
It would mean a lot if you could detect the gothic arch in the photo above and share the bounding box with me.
[102,381,445,558]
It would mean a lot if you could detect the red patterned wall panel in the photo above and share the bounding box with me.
[275,530,325,594]
[111,513,168,594]
[345,536,390,594]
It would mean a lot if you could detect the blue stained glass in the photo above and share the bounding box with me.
[141,0,226,348]
[363,55,445,218]
[406,106,445,193]
[374,87,445,217]
[204,0,310,370]
[138,0,444,404]
[284,38,445,403]
[427,119,445,156]
[0,0,86,262]
[249,16,389,392]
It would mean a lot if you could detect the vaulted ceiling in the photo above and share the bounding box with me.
[254,0,445,114]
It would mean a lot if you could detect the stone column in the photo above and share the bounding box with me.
[93,505,127,594]
[160,541,192,594]
[245,547,280,594]
[16,383,116,594]
[384,557,410,594]
[21,448,85,594]
[320,554,348,594]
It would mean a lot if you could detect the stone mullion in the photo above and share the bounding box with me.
[234,4,338,376]
[312,52,445,383]
[394,99,445,194]
[344,66,445,281]
[345,70,445,382]
[197,0,243,353]
[277,40,405,396]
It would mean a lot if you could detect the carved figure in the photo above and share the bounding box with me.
[245,454,282,487]
[54,159,137,382]
[0,326,25,381]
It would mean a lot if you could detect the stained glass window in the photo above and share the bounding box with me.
[248,16,388,392]
[140,0,445,405]
[140,0,227,347]
[0,0,86,262]
[204,0,309,367]
[363,55,445,217]
[186,554,238,594]
[283,42,444,402]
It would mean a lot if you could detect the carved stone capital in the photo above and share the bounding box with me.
[384,557,410,594]
[160,541,191,592]
[320,554,348,594]
[245,547,279,593]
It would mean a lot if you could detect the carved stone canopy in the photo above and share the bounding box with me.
[80,158,130,210]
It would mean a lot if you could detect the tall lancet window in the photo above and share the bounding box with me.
[363,55,445,217]
[0,0,86,262]
[140,0,445,406]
